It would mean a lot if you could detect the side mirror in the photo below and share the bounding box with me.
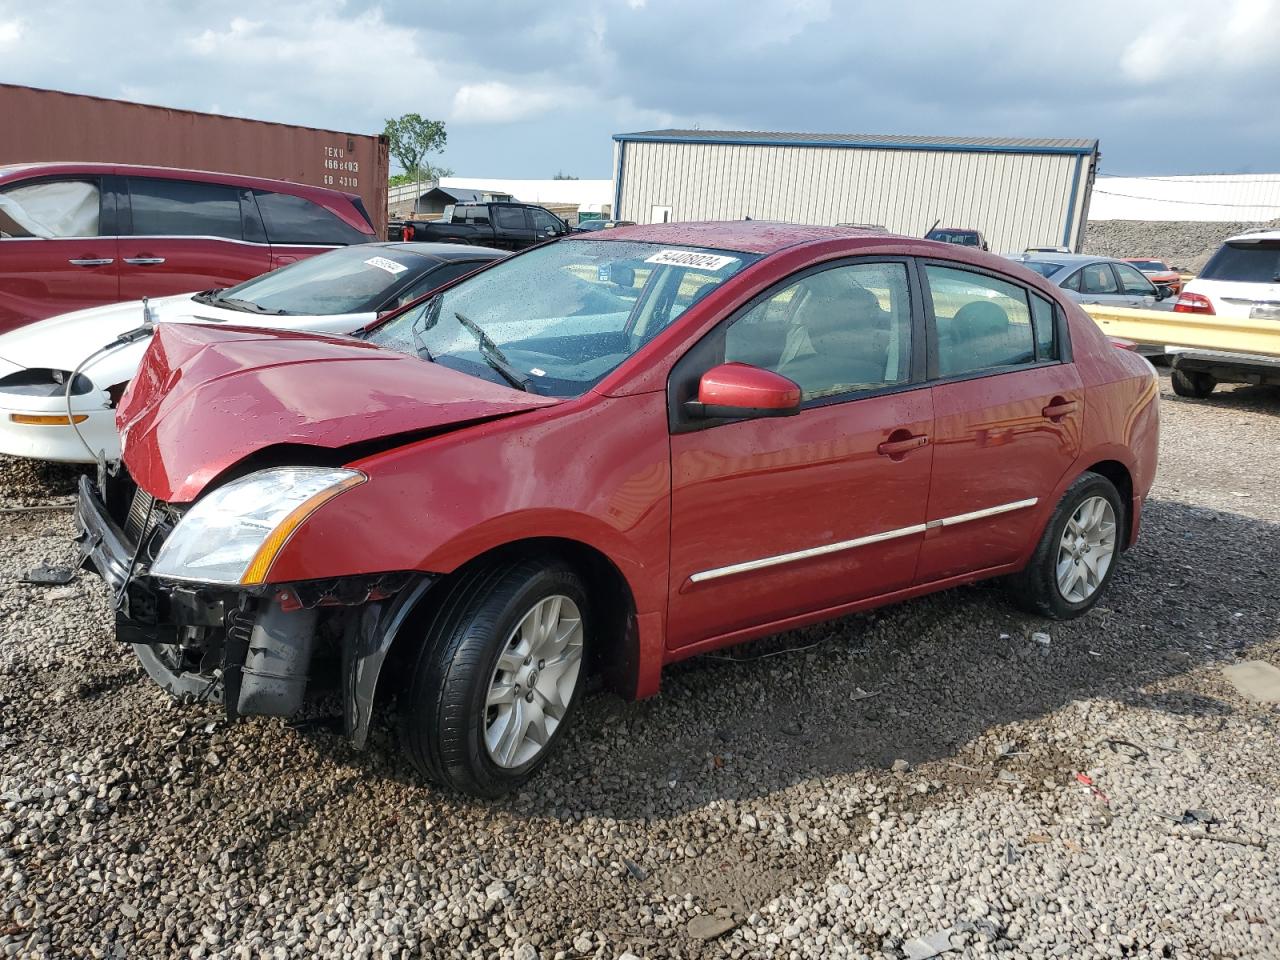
[1155,284,1171,301]
[685,362,801,420]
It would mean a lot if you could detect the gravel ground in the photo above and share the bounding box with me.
[1083,218,1280,274]
[1,375,1278,960]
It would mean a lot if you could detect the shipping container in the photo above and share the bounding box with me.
[0,84,389,236]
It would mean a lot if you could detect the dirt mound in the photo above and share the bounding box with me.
[1084,217,1280,273]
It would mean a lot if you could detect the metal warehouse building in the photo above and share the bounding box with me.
[611,130,1099,252]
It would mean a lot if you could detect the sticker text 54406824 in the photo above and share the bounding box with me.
[644,250,739,271]
[365,256,408,275]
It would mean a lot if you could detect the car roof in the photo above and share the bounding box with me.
[1011,253,1115,266]
[369,242,506,261]
[1223,229,1280,243]
[587,220,904,255]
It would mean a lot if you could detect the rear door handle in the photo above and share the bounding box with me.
[68,258,114,267]
[1042,398,1079,421]
[877,433,929,458]
[123,257,166,266]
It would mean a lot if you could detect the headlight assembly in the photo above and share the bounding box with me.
[148,467,365,585]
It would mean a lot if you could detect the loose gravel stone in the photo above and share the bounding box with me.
[1,372,1278,959]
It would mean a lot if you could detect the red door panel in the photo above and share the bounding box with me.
[268,244,339,270]
[118,238,271,301]
[916,364,1083,583]
[667,388,934,649]
[0,237,119,332]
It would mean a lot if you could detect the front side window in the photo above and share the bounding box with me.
[531,208,562,234]
[1079,263,1119,295]
[255,191,370,245]
[368,239,758,397]
[1114,262,1155,295]
[129,178,242,239]
[725,262,913,401]
[0,179,100,238]
[927,265,1035,377]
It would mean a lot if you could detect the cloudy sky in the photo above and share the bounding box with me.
[1,0,1277,179]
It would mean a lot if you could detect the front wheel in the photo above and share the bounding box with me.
[1171,366,1215,398]
[398,559,589,796]
[1006,472,1123,619]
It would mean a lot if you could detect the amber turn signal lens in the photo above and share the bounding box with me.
[240,474,366,585]
[9,413,89,426]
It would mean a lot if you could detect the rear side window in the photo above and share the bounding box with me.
[1079,263,1119,295]
[494,207,528,230]
[0,179,100,238]
[1199,241,1280,283]
[129,178,242,239]
[927,266,1036,377]
[255,191,371,245]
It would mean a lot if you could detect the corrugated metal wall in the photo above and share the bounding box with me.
[617,141,1091,252]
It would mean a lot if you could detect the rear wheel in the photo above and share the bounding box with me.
[1171,366,1215,398]
[398,558,589,796]
[1006,472,1123,619]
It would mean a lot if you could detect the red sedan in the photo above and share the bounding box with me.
[77,222,1159,796]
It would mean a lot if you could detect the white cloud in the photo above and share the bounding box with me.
[1121,0,1280,83]
[452,81,559,124]
[0,17,21,47]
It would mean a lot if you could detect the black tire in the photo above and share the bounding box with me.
[397,558,590,796]
[1005,472,1124,620]
[1171,366,1215,398]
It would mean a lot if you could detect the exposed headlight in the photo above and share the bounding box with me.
[149,467,365,585]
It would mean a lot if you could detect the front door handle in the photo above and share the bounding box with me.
[68,258,114,267]
[877,432,929,458]
[123,257,166,266]
[1042,397,1079,421]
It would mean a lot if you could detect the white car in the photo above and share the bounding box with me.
[1174,229,1280,318]
[0,243,503,462]
[1167,230,1280,397]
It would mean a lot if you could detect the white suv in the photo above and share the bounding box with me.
[1174,229,1280,318]
[1167,229,1280,398]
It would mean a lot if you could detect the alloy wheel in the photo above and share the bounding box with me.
[1055,495,1117,603]
[483,594,584,768]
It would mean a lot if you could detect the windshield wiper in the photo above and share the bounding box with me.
[191,288,225,306]
[454,311,530,392]
[407,294,442,360]
[211,296,289,316]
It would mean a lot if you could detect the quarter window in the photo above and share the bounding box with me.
[128,178,242,239]
[926,266,1035,376]
[725,262,913,401]
[255,191,370,245]
[0,179,100,238]
[1029,292,1058,361]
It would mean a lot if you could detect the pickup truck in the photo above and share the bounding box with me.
[393,202,572,250]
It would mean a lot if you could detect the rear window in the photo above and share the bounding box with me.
[1199,241,1280,283]
[1017,260,1063,278]
[927,230,980,246]
[254,191,372,245]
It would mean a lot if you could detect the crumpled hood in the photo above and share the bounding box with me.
[118,323,560,502]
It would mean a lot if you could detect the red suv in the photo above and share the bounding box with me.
[0,162,377,333]
[77,222,1159,796]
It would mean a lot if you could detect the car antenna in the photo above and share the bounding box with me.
[925,218,940,237]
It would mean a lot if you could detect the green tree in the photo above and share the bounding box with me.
[553,171,580,180]
[383,114,448,182]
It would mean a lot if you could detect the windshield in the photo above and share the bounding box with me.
[205,246,433,315]
[367,239,759,397]
[1016,260,1063,278]
[928,230,979,246]
[1128,259,1169,271]
[1199,241,1280,283]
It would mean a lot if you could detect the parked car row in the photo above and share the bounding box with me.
[392,201,573,249]
[55,220,1158,796]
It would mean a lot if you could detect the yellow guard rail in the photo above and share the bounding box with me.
[1082,305,1280,358]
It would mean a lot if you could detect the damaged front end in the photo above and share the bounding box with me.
[75,471,434,746]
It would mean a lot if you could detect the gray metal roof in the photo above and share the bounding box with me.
[614,129,1098,155]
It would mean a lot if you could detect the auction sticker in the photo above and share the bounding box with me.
[365,256,409,275]
[644,249,738,271]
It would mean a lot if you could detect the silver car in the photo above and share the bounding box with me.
[1007,253,1174,310]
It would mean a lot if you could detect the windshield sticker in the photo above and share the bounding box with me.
[364,256,409,275]
[644,250,739,271]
